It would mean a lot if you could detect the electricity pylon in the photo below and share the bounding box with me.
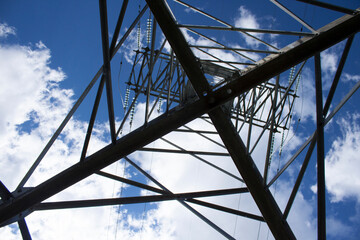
[0,1,359,239]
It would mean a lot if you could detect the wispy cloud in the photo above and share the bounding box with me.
[327,217,353,239]
[342,73,360,83]
[0,23,15,38]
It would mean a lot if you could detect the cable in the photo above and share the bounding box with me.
[114,160,127,239]
[139,141,155,239]
[118,58,125,109]
[106,158,121,240]
[256,221,262,240]
[232,182,244,238]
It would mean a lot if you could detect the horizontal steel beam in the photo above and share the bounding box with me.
[179,24,315,36]
[0,6,359,226]
[140,147,230,156]
[33,187,248,210]
[189,45,279,54]
[174,128,218,135]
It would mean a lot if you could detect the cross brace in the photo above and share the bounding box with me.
[0,3,359,232]
[146,0,295,238]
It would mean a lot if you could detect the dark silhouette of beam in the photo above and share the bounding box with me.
[315,53,326,240]
[99,0,116,144]
[0,4,359,228]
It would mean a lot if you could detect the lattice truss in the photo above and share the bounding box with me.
[0,0,359,239]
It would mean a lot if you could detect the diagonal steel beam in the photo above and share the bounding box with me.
[0,4,359,227]
[146,0,296,238]
[186,199,264,222]
[297,0,357,15]
[123,156,236,239]
[109,0,129,54]
[323,35,354,116]
[96,170,166,194]
[0,181,13,202]
[80,75,107,162]
[18,218,32,240]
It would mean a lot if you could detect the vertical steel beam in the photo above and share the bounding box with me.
[246,88,256,151]
[264,76,279,183]
[166,50,174,112]
[99,0,116,144]
[315,53,326,239]
[146,0,296,239]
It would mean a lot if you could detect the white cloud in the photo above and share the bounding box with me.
[179,28,259,70]
[121,27,145,64]
[0,41,70,189]
[327,217,352,239]
[234,6,262,48]
[0,18,319,240]
[0,25,124,239]
[321,50,338,75]
[3,16,355,239]
[0,23,15,38]
[342,73,360,83]
[326,113,360,203]
[125,112,316,239]
[292,67,317,122]
[272,182,316,239]
[319,41,355,90]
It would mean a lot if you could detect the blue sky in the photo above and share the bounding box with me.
[1,0,360,239]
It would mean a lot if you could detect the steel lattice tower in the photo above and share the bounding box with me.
[1,1,360,239]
